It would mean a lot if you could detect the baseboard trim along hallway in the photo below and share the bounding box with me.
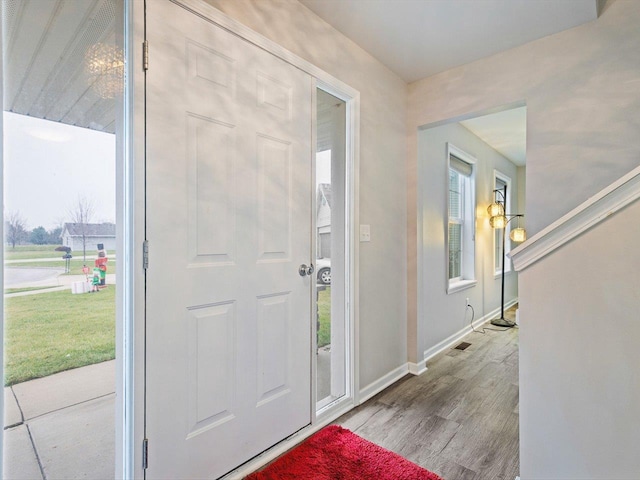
[422,298,518,362]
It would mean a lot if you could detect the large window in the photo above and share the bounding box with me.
[447,144,477,293]
[494,171,512,276]
[2,1,122,477]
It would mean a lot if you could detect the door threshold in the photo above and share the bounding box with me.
[221,397,355,480]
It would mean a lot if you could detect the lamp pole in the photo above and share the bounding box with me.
[491,184,514,327]
[488,185,526,327]
[500,184,507,321]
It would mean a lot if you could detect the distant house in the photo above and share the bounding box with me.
[316,184,331,258]
[61,222,116,251]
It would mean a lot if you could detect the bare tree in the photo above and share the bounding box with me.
[5,211,28,248]
[68,195,95,263]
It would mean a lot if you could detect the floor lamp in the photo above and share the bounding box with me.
[488,184,526,327]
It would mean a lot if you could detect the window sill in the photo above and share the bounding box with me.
[447,279,477,295]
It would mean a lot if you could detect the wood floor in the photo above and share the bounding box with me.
[335,306,519,480]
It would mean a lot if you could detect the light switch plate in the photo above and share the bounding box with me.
[360,224,371,242]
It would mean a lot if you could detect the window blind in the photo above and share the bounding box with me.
[450,154,473,177]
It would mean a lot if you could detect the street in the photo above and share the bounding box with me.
[5,267,65,288]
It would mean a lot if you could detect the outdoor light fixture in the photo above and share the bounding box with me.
[85,42,124,99]
[488,185,526,328]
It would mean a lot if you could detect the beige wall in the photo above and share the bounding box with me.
[188,8,640,475]
[517,166,526,214]
[408,0,640,361]
[409,0,640,235]
[407,1,640,476]
[202,0,408,389]
[519,198,640,478]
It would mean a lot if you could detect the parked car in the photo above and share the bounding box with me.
[316,258,331,285]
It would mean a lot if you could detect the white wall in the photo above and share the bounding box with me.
[517,166,526,214]
[418,122,519,354]
[407,0,640,476]
[202,0,408,390]
[65,236,116,252]
[519,199,640,479]
[408,0,640,235]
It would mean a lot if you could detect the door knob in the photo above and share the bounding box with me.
[298,263,315,277]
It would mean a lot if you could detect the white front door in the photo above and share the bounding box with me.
[145,1,313,477]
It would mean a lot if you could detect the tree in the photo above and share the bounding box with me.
[30,226,48,245]
[6,211,28,248]
[48,217,65,245]
[46,226,63,245]
[68,195,95,262]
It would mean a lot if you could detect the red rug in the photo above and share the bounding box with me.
[245,425,443,480]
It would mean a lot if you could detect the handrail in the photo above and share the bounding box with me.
[510,163,640,272]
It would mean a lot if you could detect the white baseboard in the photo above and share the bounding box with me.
[422,298,518,362]
[408,359,428,376]
[358,363,409,404]
[227,299,519,478]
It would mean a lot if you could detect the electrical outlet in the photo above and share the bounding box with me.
[466,297,470,307]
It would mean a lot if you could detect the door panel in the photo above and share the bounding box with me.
[146,1,312,477]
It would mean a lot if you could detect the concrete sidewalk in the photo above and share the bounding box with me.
[3,361,115,480]
[5,273,116,295]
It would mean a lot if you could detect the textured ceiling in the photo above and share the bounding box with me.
[2,0,595,140]
[300,0,598,82]
[2,0,117,133]
[461,107,527,166]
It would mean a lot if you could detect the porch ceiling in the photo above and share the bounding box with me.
[2,0,116,133]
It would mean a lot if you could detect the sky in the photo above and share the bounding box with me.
[3,112,116,231]
[316,150,331,187]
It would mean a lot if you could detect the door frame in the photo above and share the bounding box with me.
[125,0,148,478]
[128,0,360,478]
[0,13,5,471]
[312,82,356,420]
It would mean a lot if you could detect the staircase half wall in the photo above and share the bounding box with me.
[510,165,640,479]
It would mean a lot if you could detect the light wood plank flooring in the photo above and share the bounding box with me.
[335,306,519,480]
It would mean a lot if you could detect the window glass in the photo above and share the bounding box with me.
[448,169,463,280]
[447,146,475,290]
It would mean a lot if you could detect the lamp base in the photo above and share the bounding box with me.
[490,317,516,328]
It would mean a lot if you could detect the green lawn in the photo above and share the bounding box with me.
[4,245,62,260]
[5,245,116,261]
[4,287,115,386]
[4,261,324,385]
[317,287,331,348]
[4,286,60,295]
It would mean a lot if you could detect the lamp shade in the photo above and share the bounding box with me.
[510,227,527,242]
[487,202,504,217]
[489,215,507,229]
